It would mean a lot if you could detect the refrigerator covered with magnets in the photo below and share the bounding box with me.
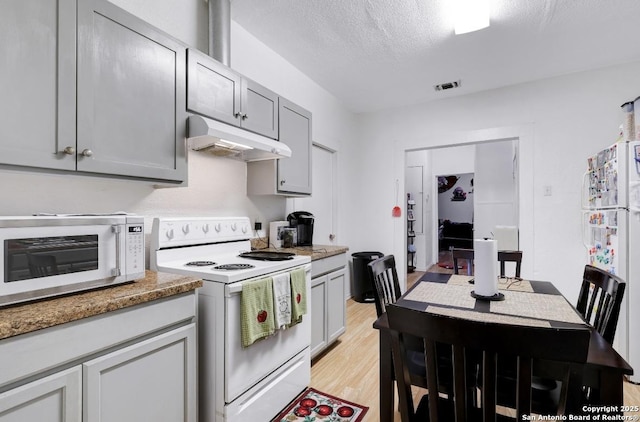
[582,118,640,382]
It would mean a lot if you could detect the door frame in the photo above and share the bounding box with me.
[395,124,534,291]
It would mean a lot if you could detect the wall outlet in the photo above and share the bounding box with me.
[254,221,262,230]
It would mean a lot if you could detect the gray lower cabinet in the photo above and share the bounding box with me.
[0,0,187,183]
[83,324,195,422]
[187,48,278,139]
[310,254,347,358]
[247,98,312,196]
[0,293,197,422]
[0,367,81,422]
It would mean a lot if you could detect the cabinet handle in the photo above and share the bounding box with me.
[234,112,241,118]
[242,113,248,120]
[81,149,93,157]
[62,146,76,155]
[280,179,286,185]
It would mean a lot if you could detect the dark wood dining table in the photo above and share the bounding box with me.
[373,272,634,421]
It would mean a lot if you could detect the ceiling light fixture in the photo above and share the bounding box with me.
[453,0,490,35]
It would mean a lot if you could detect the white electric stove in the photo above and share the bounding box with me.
[150,217,311,422]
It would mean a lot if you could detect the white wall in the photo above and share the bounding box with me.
[0,1,358,265]
[354,61,640,302]
[431,145,475,176]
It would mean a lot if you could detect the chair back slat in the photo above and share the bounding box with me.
[390,330,417,422]
[453,346,467,421]
[482,352,497,421]
[576,265,626,344]
[425,338,440,422]
[387,304,590,421]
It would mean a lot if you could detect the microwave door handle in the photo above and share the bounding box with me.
[111,225,122,277]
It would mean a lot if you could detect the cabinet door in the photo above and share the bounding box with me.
[83,324,196,422]
[310,276,328,358]
[241,79,279,139]
[186,48,241,126]
[0,367,81,422]
[278,98,312,194]
[327,268,347,344]
[77,0,187,182]
[0,0,76,170]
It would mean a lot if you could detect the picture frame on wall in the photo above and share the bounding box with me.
[269,221,289,248]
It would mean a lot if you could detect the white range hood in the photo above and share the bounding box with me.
[187,115,291,162]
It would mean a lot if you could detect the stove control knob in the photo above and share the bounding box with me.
[182,224,190,235]
[231,223,237,232]
[241,225,248,234]
[166,229,174,240]
[202,224,209,234]
[214,223,222,233]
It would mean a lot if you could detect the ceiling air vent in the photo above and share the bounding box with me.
[434,80,461,91]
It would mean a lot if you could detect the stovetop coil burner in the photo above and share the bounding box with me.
[214,263,255,271]
[185,261,216,267]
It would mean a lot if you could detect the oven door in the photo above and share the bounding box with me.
[0,223,125,306]
[225,264,312,403]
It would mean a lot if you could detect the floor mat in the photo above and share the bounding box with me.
[271,387,369,422]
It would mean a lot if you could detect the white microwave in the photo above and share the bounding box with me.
[0,215,145,307]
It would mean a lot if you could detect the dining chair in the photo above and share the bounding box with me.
[367,255,402,317]
[386,303,590,421]
[367,256,453,399]
[452,249,523,278]
[576,265,626,345]
[451,248,474,275]
[497,250,522,278]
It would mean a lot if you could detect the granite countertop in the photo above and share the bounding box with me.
[0,271,202,341]
[250,241,349,261]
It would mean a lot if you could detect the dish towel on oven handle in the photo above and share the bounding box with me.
[272,272,292,328]
[289,268,307,327]
[241,277,276,347]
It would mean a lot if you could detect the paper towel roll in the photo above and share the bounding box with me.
[474,238,498,297]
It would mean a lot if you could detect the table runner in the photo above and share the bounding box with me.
[404,282,476,309]
[405,277,587,327]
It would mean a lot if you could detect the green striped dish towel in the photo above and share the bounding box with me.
[290,268,307,326]
[241,277,276,347]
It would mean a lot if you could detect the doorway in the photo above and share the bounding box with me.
[404,139,519,273]
[437,172,474,268]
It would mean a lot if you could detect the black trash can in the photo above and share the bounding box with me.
[352,251,384,303]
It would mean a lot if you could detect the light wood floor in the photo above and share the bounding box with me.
[309,269,640,421]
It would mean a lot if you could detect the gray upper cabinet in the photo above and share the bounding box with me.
[278,98,312,194]
[246,97,312,196]
[77,0,187,182]
[187,48,278,139]
[0,0,187,184]
[0,0,76,171]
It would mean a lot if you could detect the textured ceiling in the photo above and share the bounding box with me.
[230,0,640,113]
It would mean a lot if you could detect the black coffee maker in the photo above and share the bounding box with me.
[287,211,314,246]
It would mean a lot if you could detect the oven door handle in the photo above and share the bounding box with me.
[227,264,311,295]
[111,225,122,277]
